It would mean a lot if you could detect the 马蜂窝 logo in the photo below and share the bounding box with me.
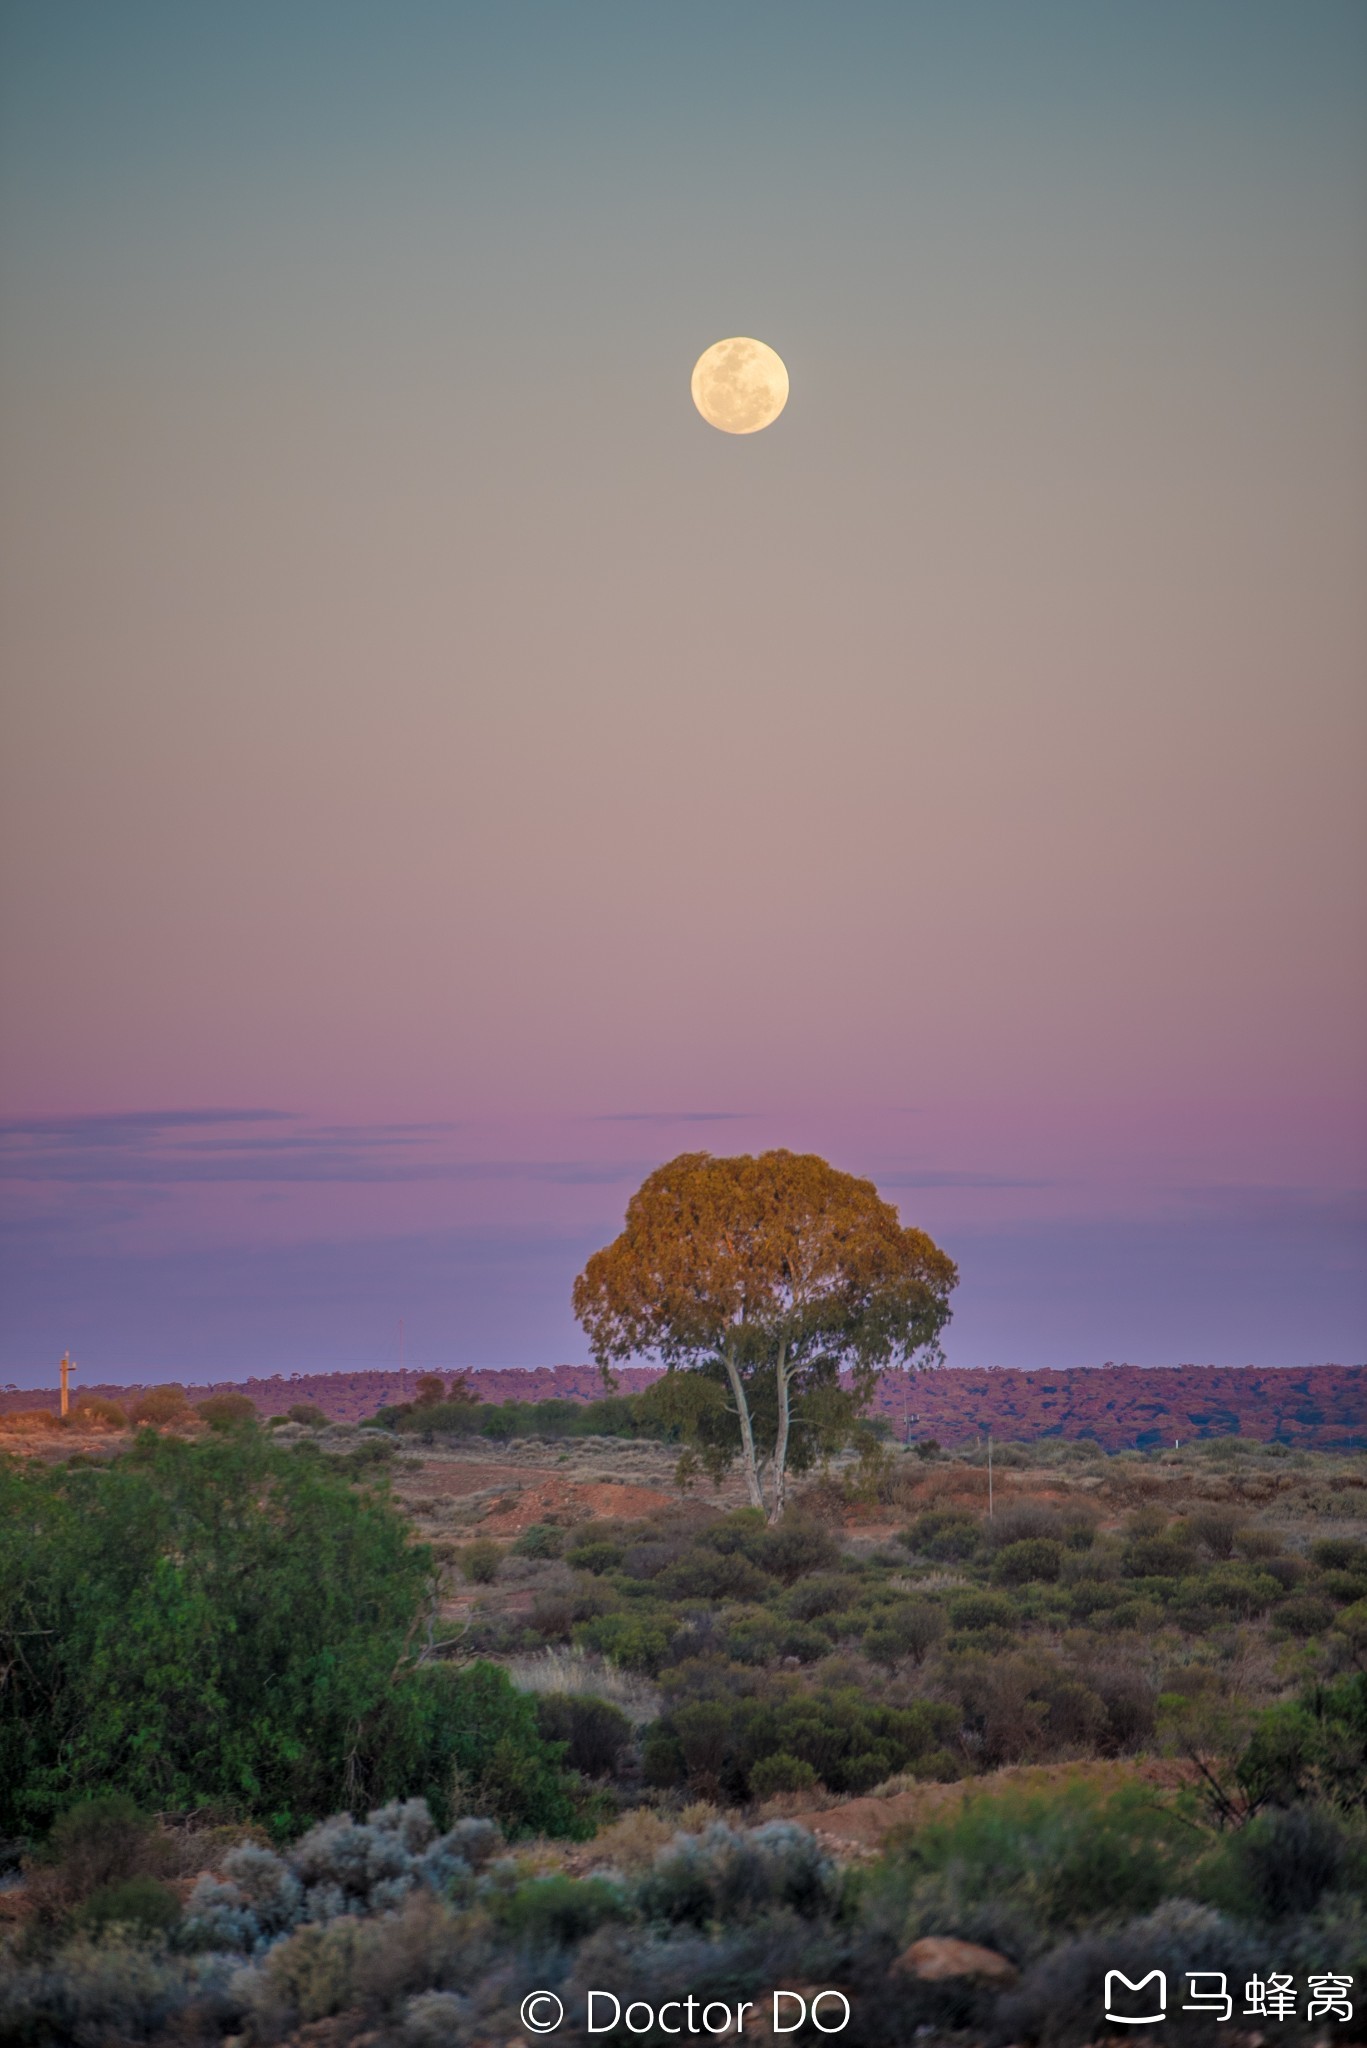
[1104,1970,1166,2025]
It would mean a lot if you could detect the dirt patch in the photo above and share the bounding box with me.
[478,1475,677,1535]
[395,1460,537,1499]
[395,1459,678,1536]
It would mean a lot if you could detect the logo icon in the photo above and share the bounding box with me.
[1104,1970,1167,2025]
[521,1992,565,2034]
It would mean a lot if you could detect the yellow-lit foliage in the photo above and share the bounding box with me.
[573,1151,956,1520]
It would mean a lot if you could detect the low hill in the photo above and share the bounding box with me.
[3,1360,1362,1450]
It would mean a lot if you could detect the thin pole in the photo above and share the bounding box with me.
[59,1352,75,1418]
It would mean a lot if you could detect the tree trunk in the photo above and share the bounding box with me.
[769,1340,791,1525]
[721,1339,767,1515]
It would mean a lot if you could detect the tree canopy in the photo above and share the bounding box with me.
[0,1431,578,1839]
[573,1150,957,1520]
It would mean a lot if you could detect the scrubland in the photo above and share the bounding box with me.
[1,1401,1365,2045]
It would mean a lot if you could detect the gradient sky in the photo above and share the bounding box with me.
[2,2,1364,1385]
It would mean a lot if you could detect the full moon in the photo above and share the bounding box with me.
[690,337,789,434]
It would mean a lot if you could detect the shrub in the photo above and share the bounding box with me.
[1273,1592,1337,1637]
[993,1539,1064,1586]
[651,1677,958,1800]
[987,1502,1067,1549]
[749,1753,819,1798]
[127,1384,189,1427]
[864,1602,945,1668]
[513,1522,565,1559]
[1236,1672,1367,1812]
[72,1873,182,1937]
[948,1590,1018,1633]
[997,1901,1256,2048]
[657,1548,773,1602]
[43,1794,156,1903]
[779,1620,833,1664]
[639,1821,837,1928]
[1236,1804,1347,1919]
[535,1695,633,1778]
[286,1403,329,1426]
[1312,1536,1366,1572]
[724,1611,784,1665]
[900,1511,981,1562]
[883,1780,1197,1937]
[756,1520,841,1584]
[1236,1524,1284,1560]
[0,1931,211,2045]
[73,1396,127,1428]
[0,1436,580,1837]
[460,1540,502,1584]
[195,1393,257,1430]
[785,1576,849,1621]
[1188,1510,1241,1559]
[567,1539,625,1575]
[575,1612,675,1675]
[1122,1534,1194,1577]
[499,1872,628,1946]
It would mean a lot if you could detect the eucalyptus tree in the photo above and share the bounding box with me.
[573,1150,957,1522]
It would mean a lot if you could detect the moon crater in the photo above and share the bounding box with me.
[690,337,789,434]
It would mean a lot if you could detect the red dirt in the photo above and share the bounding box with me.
[400,1459,677,1534]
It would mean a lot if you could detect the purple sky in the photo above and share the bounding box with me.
[2,4,1364,1385]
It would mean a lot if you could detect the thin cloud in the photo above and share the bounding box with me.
[591,1111,755,1124]
[880,1170,1056,1190]
[0,1111,642,1188]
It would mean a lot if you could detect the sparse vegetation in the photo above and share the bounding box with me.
[3,1412,1364,2043]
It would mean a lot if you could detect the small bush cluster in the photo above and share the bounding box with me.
[181,1801,501,1952]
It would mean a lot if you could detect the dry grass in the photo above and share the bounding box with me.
[503,1645,663,1725]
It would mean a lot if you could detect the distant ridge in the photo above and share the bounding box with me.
[3,1362,1362,1452]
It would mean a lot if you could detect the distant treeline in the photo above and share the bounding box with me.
[367,1388,677,1441]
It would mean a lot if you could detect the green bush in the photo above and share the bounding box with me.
[460,1540,502,1584]
[127,1384,189,1427]
[1187,1511,1241,1559]
[863,1601,945,1668]
[1272,1592,1337,1637]
[657,1548,774,1601]
[1122,1535,1194,1577]
[948,1590,1019,1633]
[785,1575,849,1621]
[1234,1804,1349,1919]
[874,1780,1198,1939]
[514,1523,565,1559]
[575,1611,675,1675]
[724,1611,784,1665]
[1236,1672,1367,1812]
[497,1872,628,1945]
[749,1752,819,1798]
[1312,1536,1366,1572]
[649,1674,957,1801]
[900,1511,981,1562]
[0,1434,579,1837]
[993,1539,1064,1585]
[756,1520,841,1584]
[72,1874,181,1938]
[195,1393,257,1430]
[566,1539,625,1575]
[286,1403,329,1426]
[73,1396,127,1428]
[535,1694,633,1778]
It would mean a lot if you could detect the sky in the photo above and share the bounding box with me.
[1,2,1364,1385]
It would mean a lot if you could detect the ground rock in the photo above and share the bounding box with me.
[895,1935,1019,1985]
